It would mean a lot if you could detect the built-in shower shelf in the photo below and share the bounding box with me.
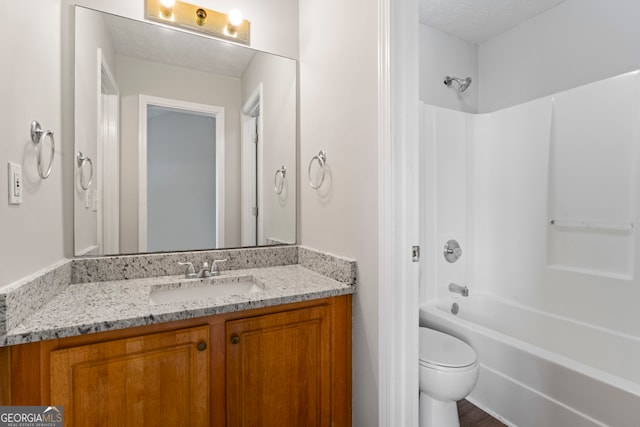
[548,264,633,281]
[549,219,634,234]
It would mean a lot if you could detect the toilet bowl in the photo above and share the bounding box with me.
[419,327,479,427]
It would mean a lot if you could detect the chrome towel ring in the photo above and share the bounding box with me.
[77,151,94,190]
[274,165,286,194]
[308,150,327,189]
[30,120,55,179]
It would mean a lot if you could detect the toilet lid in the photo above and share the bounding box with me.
[419,328,477,368]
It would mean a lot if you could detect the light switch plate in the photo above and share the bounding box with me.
[8,162,22,205]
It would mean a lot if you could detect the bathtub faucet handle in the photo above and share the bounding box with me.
[443,240,462,263]
[449,282,469,297]
[446,247,462,257]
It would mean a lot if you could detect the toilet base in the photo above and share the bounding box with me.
[419,391,460,427]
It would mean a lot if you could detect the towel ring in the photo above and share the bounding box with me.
[30,121,55,179]
[274,165,286,194]
[77,151,94,190]
[308,150,326,189]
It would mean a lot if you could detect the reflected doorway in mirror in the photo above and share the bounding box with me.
[138,95,226,252]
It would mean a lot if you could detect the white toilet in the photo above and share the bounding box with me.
[419,327,479,427]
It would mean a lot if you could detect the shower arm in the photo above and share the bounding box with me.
[444,75,472,92]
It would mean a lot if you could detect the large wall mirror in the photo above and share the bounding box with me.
[74,6,296,256]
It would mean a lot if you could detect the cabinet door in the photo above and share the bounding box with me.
[50,325,210,427]
[226,305,331,427]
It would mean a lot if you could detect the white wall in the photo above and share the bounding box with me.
[419,24,478,113]
[241,52,296,245]
[479,0,640,112]
[0,0,66,287]
[299,0,379,425]
[73,7,116,255]
[117,55,242,253]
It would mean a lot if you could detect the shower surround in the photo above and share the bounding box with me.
[419,70,640,426]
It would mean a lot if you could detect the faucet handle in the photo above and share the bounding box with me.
[210,258,228,276]
[178,261,197,278]
[443,240,462,263]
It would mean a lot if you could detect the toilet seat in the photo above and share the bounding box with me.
[419,327,477,369]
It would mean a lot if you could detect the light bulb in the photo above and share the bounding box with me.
[228,9,243,27]
[159,0,175,18]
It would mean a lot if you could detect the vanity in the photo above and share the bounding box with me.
[0,3,354,424]
[0,246,355,426]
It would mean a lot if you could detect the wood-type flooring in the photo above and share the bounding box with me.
[458,399,507,427]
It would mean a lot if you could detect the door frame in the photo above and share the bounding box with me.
[240,83,264,246]
[97,48,119,255]
[378,0,420,425]
[138,95,225,251]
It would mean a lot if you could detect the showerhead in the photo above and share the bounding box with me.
[444,76,472,93]
[459,77,472,92]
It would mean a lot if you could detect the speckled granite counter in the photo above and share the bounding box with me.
[0,246,356,347]
[2,265,354,346]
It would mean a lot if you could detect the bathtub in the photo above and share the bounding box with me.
[420,294,640,427]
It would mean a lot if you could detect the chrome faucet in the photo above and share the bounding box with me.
[197,262,212,278]
[449,282,469,297]
[210,259,228,276]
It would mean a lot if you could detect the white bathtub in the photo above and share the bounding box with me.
[420,294,640,427]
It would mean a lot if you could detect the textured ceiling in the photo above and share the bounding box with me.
[419,0,566,44]
[102,12,255,78]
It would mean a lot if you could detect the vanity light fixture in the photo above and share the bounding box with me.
[146,0,250,44]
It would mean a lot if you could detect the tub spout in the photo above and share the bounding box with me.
[449,283,469,297]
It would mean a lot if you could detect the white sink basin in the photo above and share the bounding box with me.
[149,276,263,305]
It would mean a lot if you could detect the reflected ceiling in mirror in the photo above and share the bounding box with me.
[73,7,297,257]
[105,12,254,77]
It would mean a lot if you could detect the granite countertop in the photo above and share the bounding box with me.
[2,264,355,347]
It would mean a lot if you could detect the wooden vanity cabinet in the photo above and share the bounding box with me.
[0,295,352,427]
[226,305,331,426]
[50,325,211,426]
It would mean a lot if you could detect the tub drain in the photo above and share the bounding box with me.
[451,302,459,315]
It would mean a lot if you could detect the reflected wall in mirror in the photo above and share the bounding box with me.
[74,7,297,256]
